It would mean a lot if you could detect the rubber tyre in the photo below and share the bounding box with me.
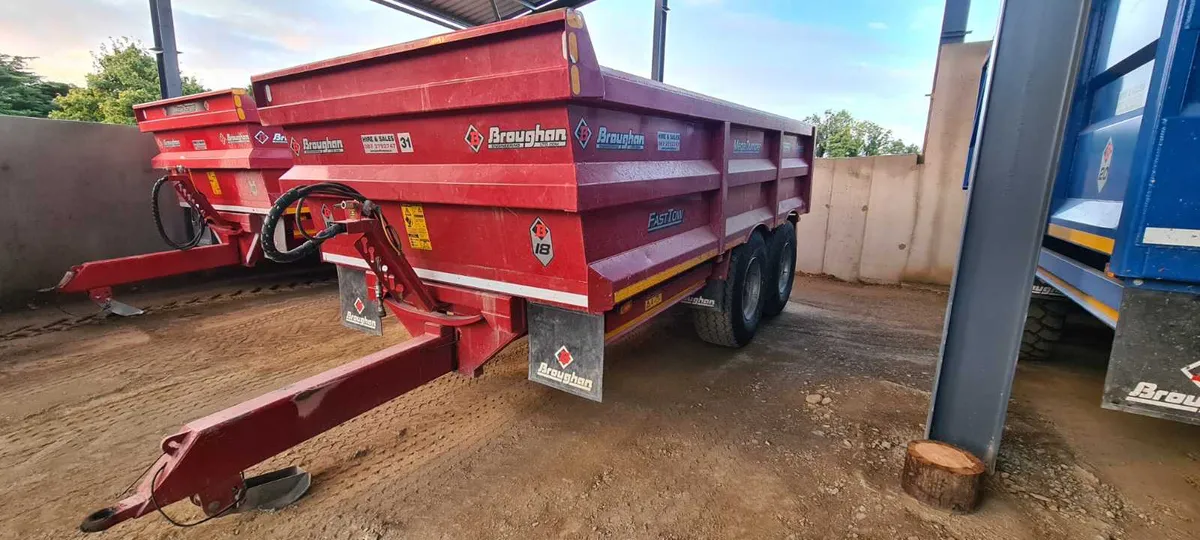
[693,233,769,347]
[1020,297,1068,361]
[762,222,797,318]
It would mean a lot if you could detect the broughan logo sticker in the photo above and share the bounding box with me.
[1124,359,1200,413]
[344,309,378,330]
[465,125,484,153]
[487,124,568,150]
[301,137,345,154]
[555,345,574,368]
[574,118,592,148]
[255,131,270,144]
[595,127,645,151]
[681,295,717,308]
[220,132,251,145]
[535,345,594,392]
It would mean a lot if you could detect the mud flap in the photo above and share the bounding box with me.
[527,303,604,402]
[1102,287,1200,425]
[679,278,725,312]
[337,266,382,336]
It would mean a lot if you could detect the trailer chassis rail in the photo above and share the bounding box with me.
[79,213,525,533]
[55,174,255,316]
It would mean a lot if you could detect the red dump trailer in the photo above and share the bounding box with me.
[79,9,813,532]
[55,89,308,315]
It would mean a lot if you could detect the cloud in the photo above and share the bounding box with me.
[582,0,937,143]
[0,0,444,88]
[868,21,888,30]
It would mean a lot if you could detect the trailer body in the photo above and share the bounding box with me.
[79,10,812,532]
[253,9,813,396]
[56,89,306,313]
[1027,0,1200,423]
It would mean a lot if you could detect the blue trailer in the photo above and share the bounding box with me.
[1015,0,1200,424]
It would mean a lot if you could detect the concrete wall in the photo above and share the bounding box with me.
[797,41,991,286]
[798,154,923,283]
[0,116,183,306]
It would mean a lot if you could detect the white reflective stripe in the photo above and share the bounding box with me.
[324,252,371,269]
[1143,227,1200,247]
[320,252,589,307]
[178,201,269,215]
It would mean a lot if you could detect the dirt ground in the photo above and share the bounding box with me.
[1,274,1197,540]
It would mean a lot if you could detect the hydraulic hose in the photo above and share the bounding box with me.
[261,182,369,263]
[151,176,206,250]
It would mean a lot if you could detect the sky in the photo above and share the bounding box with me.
[0,0,1000,145]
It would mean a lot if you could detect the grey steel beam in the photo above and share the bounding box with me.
[148,0,182,98]
[925,0,1090,467]
[368,0,471,29]
[650,0,668,82]
[940,0,971,44]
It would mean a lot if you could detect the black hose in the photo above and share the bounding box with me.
[261,182,369,263]
[152,176,206,250]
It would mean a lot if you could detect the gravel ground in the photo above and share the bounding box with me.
[0,274,1196,539]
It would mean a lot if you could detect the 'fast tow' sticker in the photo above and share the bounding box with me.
[401,204,432,250]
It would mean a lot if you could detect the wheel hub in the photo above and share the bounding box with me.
[743,256,763,321]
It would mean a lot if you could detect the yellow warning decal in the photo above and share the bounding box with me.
[206,171,223,196]
[401,204,432,250]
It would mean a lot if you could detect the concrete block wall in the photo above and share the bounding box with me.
[796,41,990,286]
[0,116,184,307]
[798,154,926,283]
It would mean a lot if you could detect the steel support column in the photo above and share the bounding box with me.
[650,0,668,82]
[925,0,1090,467]
[148,0,182,99]
[939,0,971,44]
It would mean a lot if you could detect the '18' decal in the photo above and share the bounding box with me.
[530,217,554,266]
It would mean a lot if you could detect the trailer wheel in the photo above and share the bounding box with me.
[693,233,768,347]
[1020,297,1068,360]
[762,222,796,318]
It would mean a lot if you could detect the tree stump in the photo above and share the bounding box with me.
[901,439,986,513]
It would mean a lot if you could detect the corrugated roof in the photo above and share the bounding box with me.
[371,0,596,28]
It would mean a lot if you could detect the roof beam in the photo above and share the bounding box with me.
[368,0,472,29]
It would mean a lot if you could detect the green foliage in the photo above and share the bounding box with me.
[804,109,920,158]
[0,54,71,118]
[50,38,206,125]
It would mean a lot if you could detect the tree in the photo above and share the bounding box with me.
[804,109,920,158]
[0,54,71,118]
[50,38,206,125]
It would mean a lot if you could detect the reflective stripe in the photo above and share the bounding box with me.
[1047,224,1114,254]
[605,285,700,340]
[1036,267,1119,326]
[321,252,589,308]
[1143,227,1200,248]
[612,249,719,303]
